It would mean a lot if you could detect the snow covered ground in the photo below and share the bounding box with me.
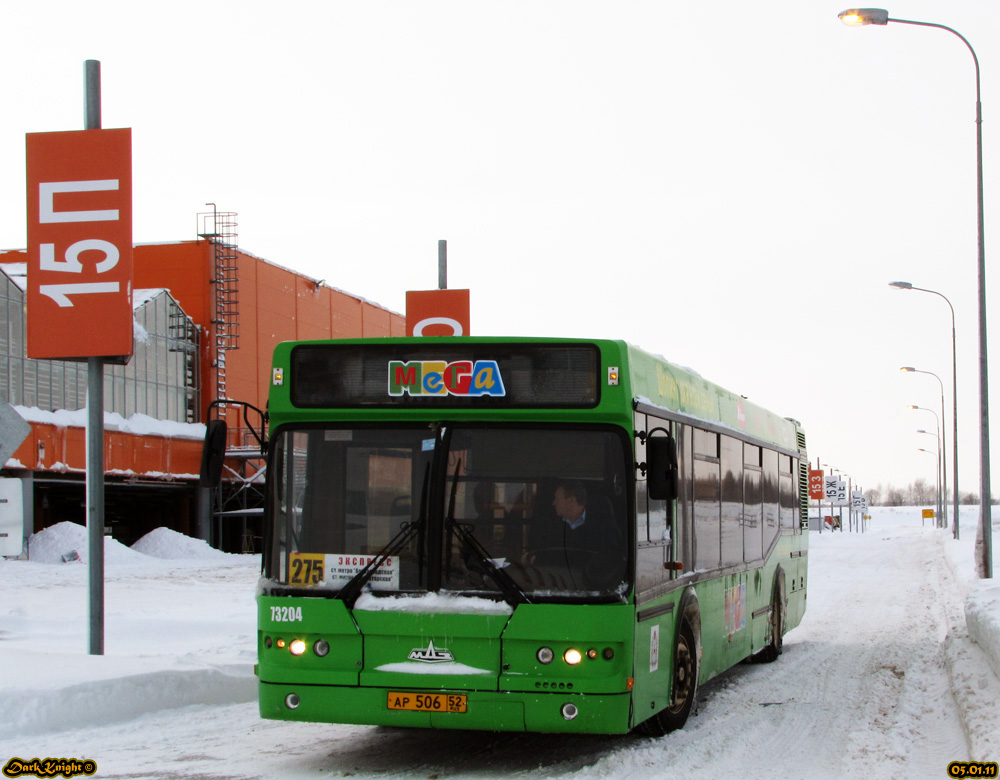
[1,508,998,780]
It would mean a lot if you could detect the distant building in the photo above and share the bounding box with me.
[0,226,403,555]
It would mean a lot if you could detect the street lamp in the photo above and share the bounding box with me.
[890,281,959,539]
[908,405,943,525]
[901,367,948,529]
[917,428,942,526]
[918,447,941,523]
[840,8,991,577]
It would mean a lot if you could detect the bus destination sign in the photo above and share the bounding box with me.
[388,359,506,398]
[290,343,600,409]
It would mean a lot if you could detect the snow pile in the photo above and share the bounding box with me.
[966,580,1000,681]
[132,527,231,560]
[27,521,145,565]
[1,665,255,739]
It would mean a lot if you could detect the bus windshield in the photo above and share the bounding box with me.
[263,425,630,603]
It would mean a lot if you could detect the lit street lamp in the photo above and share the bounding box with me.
[901,367,948,529]
[890,281,959,539]
[841,9,991,577]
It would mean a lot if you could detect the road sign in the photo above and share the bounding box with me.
[26,128,133,361]
[808,469,824,500]
[406,289,471,337]
[824,476,848,506]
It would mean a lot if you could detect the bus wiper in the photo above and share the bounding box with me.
[450,520,530,606]
[445,461,529,606]
[337,465,430,607]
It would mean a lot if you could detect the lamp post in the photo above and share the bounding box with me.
[908,405,942,524]
[918,447,941,523]
[902,367,948,529]
[917,428,942,525]
[840,8,991,577]
[890,281,959,539]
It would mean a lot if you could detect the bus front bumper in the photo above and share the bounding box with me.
[259,681,632,734]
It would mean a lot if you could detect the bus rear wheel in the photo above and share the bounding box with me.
[753,579,785,664]
[638,620,698,737]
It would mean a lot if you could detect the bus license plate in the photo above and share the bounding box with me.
[387,692,467,713]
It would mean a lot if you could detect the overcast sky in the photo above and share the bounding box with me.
[2,0,998,498]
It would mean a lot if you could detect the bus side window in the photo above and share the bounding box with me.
[676,424,694,574]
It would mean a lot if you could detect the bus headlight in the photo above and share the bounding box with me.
[289,639,306,656]
[314,639,330,657]
[537,647,554,664]
[563,648,583,665]
[561,703,579,720]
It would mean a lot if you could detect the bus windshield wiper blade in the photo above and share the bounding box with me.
[337,465,430,607]
[444,462,528,606]
[449,519,530,606]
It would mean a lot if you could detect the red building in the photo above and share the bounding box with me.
[0,227,403,554]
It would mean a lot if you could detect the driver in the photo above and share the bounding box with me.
[532,480,622,588]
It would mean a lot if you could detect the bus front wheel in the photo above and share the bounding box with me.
[638,620,698,737]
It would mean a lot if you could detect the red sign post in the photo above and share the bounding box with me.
[26,128,133,361]
[406,289,471,337]
[808,469,825,501]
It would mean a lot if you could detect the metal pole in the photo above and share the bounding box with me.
[975,69,993,577]
[886,15,991,575]
[85,59,105,655]
[938,377,948,528]
[438,239,447,290]
[951,313,960,539]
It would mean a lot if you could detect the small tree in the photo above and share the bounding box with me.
[910,478,933,506]
[886,486,906,506]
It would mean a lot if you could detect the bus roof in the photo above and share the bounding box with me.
[268,337,802,451]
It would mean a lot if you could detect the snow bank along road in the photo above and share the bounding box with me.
[1,514,998,780]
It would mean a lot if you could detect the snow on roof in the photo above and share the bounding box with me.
[14,405,205,440]
[0,262,28,291]
[1,240,402,316]
[0,264,174,314]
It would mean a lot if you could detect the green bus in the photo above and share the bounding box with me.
[250,337,808,735]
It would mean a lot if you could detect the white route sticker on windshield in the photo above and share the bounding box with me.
[289,552,400,590]
[325,554,399,590]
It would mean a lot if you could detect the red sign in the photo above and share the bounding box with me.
[26,128,133,361]
[406,289,470,337]
[808,469,825,501]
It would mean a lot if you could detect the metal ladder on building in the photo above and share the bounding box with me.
[198,207,240,402]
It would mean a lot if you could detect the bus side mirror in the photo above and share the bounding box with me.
[200,418,228,488]
[647,435,678,502]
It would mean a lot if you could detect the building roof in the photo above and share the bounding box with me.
[0,261,177,315]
